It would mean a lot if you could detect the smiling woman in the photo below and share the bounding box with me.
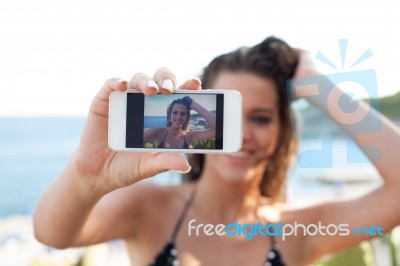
[33,36,400,266]
[143,96,216,149]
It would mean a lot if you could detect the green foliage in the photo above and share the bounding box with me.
[143,139,216,149]
[192,138,215,149]
[300,91,400,121]
[296,91,400,138]
[144,142,155,148]
[313,241,375,266]
[369,91,400,119]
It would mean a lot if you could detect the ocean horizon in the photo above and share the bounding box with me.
[0,117,377,218]
[0,117,86,217]
[0,117,183,218]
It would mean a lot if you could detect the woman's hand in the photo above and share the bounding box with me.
[293,49,320,79]
[291,49,322,100]
[34,68,202,248]
[181,96,193,109]
[188,98,203,113]
[72,67,201,192]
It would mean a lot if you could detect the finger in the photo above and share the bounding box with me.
[130,72,160,96]
[91,78,128,116]
[177,77,202,90]
[140,153,191,178]
[153,67,177,94]
[97,78,128,101]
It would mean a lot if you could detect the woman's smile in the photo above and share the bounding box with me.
[170,103,188,129]
[224,150,255,164]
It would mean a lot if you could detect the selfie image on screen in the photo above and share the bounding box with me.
[126,93,224,149]
[143,94,219,149]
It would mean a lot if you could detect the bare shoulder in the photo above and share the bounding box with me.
[140,182,195,216]
[185,129,206,142]
[257,198,293,223]
[122,181,195,243]
[96,181,173,226]
[120,181,194,225]
[118,180,184,211]
[258,197,328,222]
[68,181,190,246]
[184,131,195,141]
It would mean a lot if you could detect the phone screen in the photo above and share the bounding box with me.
[126,93,224,150]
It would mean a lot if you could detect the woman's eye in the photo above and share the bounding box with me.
[250,116,271,125]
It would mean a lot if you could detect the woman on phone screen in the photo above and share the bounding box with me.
[143,96,216,149]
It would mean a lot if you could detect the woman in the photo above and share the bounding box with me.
[143,96,216,149]
[33,37,400,265]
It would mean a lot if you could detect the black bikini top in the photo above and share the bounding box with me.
[157,130,189,149]
[149,188,286,266]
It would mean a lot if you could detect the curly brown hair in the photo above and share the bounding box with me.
[184,36,299,202]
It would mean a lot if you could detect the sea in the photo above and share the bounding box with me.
[0,117,84,217]
[0,117,188,218]
[144,116,167,128]
[0,117,378,218]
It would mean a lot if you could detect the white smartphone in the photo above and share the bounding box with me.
[108,89,242,153]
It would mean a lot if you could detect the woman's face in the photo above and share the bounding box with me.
[207,71,281,182]
[170,103,189,129]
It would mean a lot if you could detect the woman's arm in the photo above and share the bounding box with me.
[33,71,192,248]
[289,50,400,263]
[143,127,164,145]
[187,99,216,143]
[293,50,400,188]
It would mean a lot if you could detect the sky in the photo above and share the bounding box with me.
[144,94,217,116]
[1,0,399,116]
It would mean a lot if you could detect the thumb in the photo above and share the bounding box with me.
[140,153,191,178]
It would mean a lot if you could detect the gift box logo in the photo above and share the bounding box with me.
[289,40,382,168]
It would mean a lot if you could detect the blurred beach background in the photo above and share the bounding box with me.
[2,0,400,265]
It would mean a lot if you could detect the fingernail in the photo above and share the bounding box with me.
[147,80,159,89]
[172,166,191,174]
[113,79,126,85]
[162,79,174,91]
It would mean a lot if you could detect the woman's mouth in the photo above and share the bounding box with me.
[224,151,254,164]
